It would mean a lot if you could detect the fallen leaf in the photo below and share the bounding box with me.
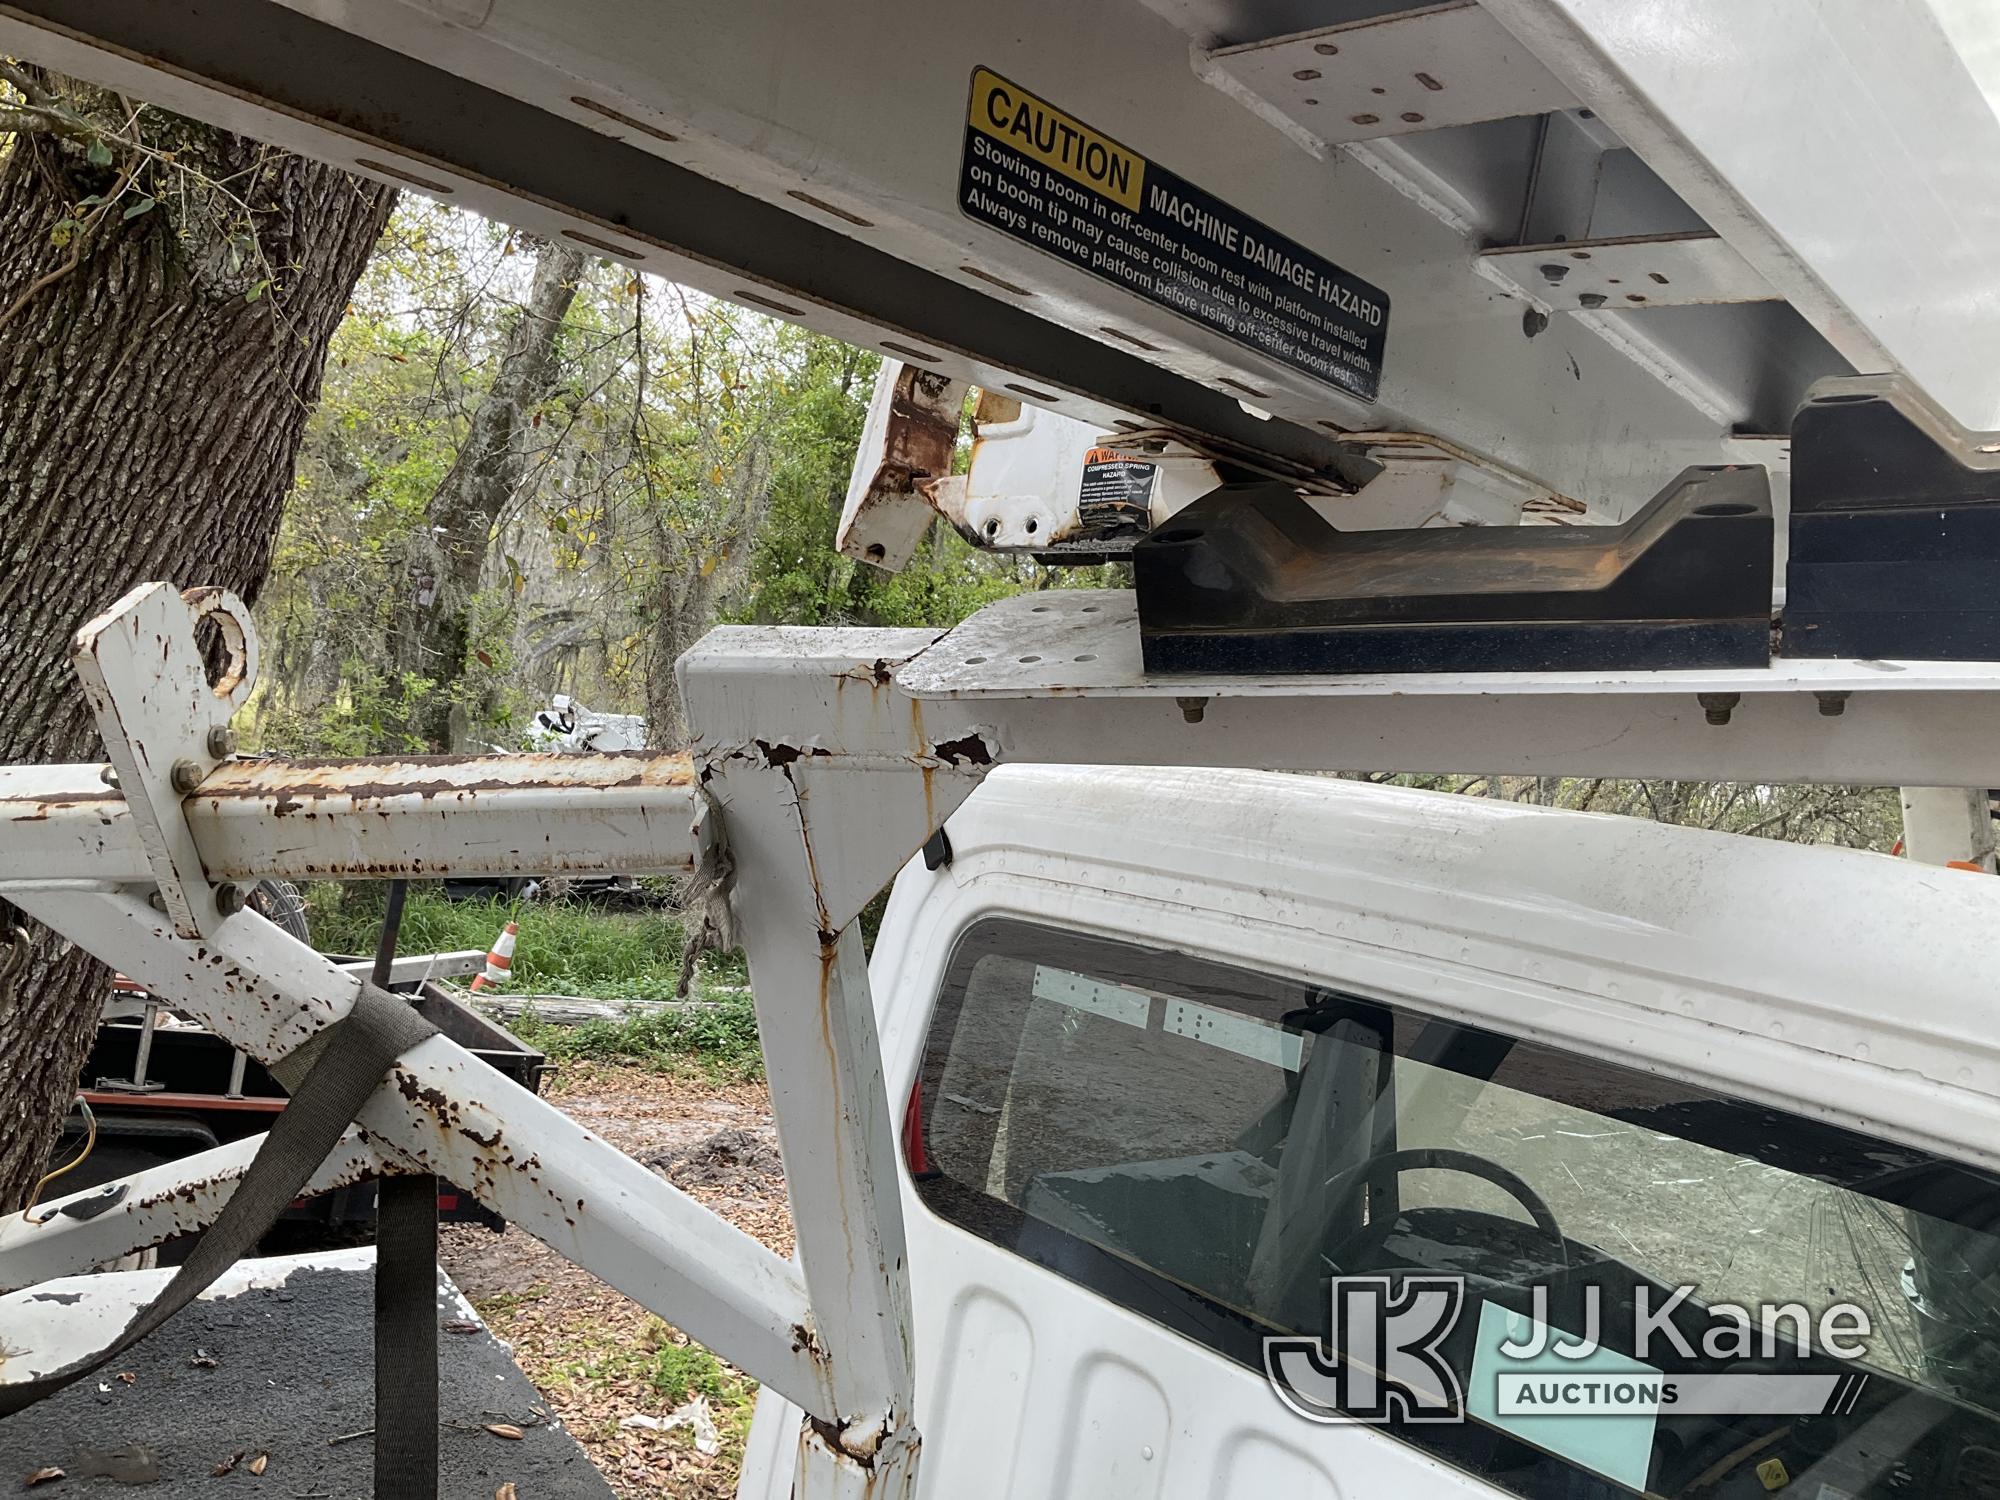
[443,1318,481,1335]
[495,1486,517,1500]
[189,1349,218,1369]
[23,1468,64,1488]
[484,1424,524,1441]
[473,650,494,669]
[211,1451,245,1477]
[114,1372,135,1385]
[247,1454,268,1477]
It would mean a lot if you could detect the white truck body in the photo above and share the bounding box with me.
[744,766,2000,1497]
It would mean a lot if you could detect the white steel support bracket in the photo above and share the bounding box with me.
[680,627,1000,1474]
[796,1419,920,1500]
[0,1129,385,1296]
[72,583,257,937]
[0,881,834,1412]
[0,587,841,1426]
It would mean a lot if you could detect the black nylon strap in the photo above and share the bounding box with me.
[375,1172,440,1496]
[0,984,437,1418]
[368,876,440,1500]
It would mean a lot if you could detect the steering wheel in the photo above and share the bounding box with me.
[1321,1147,1568,1274]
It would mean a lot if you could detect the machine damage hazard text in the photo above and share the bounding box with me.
[960,67,1388,401]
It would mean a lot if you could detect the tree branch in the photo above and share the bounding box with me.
[0,240,84,333]
[0,105,53,136]
[0,152,143,336]
[0,57,53,107]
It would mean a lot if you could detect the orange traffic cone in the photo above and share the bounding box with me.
[469,920,519,993]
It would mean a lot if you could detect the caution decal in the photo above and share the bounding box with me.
[959,68,1388,402]
[968,68,1144,213]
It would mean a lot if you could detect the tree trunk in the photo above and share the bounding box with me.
[395,237,586,749]
[644,559,724,749]
[0,83,396,1212]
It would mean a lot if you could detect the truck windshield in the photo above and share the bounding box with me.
[914,917,2000,1499]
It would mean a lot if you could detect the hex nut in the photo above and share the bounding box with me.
[169,759,206,794]
[214,883,246,917]
[1697,692,1741,727]
[206,725,238,759]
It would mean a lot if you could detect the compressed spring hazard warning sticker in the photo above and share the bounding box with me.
[1078,448,1156,534]
[959,67,1389,402]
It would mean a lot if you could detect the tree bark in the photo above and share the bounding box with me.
[0,84,396,1212]
[394,237,586,749]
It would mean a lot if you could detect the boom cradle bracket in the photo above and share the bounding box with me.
[1132,466,1775,676]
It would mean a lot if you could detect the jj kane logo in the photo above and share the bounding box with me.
[1264,1277,1468,1423]
[1264,1280,1874,1425]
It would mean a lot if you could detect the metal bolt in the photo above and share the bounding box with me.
[99,764,121,790]
[1176,696,1209,725]
[1815,691,1851,718]
[148,890,168,914]
[214,883,246,917]
[205,724,237,759]
[169,759,206,794]
[1698,692,1741,727]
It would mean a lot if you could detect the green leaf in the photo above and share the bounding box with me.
[245,278,272,304]
[86,139,112,168]
[121,196,156,220]
[48,218,78,249]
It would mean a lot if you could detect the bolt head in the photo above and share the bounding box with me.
[214,883,246,917]
[99,764,121,790]
[205,725,238,759]
[169,759,205,794]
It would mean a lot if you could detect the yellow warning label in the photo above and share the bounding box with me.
[1756,1456,1791,1491]
[967,67,1145,213]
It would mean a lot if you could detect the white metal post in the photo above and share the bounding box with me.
[679,625,999,1484]
[1900,787,1999,872]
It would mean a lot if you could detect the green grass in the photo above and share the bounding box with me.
[647,1338,733,1405]
[537,1317,758,1463]
[305,883,764,1078]
[552,1318,740,1403]
[510,993,763,1082]
[470,1284,551,1320]
[306,883,689,998]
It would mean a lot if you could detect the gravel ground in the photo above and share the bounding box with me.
[440,1062,790,1498]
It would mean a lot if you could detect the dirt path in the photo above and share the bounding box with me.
[440,1062,789,1498]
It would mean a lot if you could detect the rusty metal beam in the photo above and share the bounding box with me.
[0,1129,384,1294]
[0,751,707,888]
[0,882,839,1420]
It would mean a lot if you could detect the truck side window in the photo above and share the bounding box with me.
[913,918,2000,1499]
